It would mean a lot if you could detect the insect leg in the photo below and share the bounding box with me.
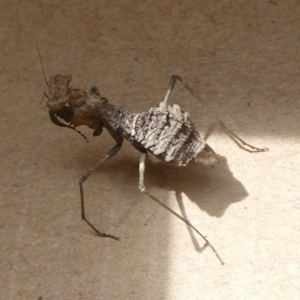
[163,75,268,153]
[144,191,224,264]
[138,152,148,192]
[137,151,224,263]
[79,141,123,240]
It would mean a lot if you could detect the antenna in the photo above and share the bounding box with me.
[36,43,48,86]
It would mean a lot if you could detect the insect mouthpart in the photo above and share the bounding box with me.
[49,107,74,126]
[49,108,89,142]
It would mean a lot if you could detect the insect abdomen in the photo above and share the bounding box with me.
[121,103,207,166]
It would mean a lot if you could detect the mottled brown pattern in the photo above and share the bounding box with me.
[46,74,219,166]
[119,103,217,166]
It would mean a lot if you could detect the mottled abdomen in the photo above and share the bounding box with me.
[120,103,219,166]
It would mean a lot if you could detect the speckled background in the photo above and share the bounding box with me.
[1,1,299,299]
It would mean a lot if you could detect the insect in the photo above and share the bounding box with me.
[37,45,268,264]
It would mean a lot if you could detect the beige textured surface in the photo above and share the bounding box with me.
[1,1,299,299]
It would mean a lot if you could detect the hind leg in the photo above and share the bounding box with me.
[162,75,268,153]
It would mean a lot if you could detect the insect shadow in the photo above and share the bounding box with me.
[88,151,247,254]
[149,155,247,252]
